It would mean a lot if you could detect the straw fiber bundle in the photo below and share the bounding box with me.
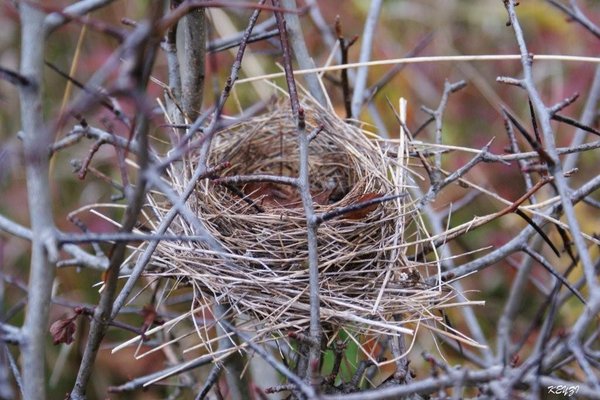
[145,98,453,345]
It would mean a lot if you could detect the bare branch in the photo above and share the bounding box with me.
[350,0,383,118]
[504,0,599,293]
[70,8,164,396]
[281,0,327,106]
[274,0,322,379]
[108,354,215,393]
[18,3,58,399]
[176,1,206,121]
[547,0,600,39]
[44,0,117,34]
[219,318,317,399]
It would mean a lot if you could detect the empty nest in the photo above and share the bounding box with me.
[145,98,453,344]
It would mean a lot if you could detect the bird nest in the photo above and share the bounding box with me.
[144,98,457,348]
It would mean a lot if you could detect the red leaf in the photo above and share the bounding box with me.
[140,304,162,331]
[343,193,381,220]
[49,315,78,345]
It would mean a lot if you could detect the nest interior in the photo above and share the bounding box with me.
[146,99,448,341]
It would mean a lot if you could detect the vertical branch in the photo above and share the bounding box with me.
[213,305,251,400]
[350,0,383,118]
[111,1,265,321]
[69,8,164,397]
[197,1,265,168]
[421,80,467,185]
[19,3,58,400]
[502,111,536,196]
[177,1,206,121]
[335,17,358,120]
[164,0,184,127]
[280,0,327,106]
[273,0,322,381]
[504,0,598,292]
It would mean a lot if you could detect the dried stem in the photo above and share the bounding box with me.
[18,4,58,399]
[69,10,163,397]
[350,0,383,118]
[504,0,598,292]
[274,0,322,381]
[280,0,327,106]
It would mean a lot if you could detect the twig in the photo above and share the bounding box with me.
[503,111,537,198]
[0,65,32,87]
[546,0,600,39]
[350,0,383,118]
[421,80,468,185]
[0,323,21,345]
[70,10,163,398]
[215,174,298,187]
[4,345,22,399]
[418,139,489,209]
[316,193,406,224]
[522,246,585,304]
[0,214,32,242]
[274,0,322,380]
[176,0,206,121]
[551,113,600,137]
[18,4,59,399]
[219,319,317,399]
[362,32,433,105]
[281,0,327,106]
[194,363,222,400]
[44,0,117,34]
[45,61,128,124]
[324,365,504,400]
[57,232,213,244]
[207,16,276,52]
[108,354,215,392]
[335,16,358,119]
[504,0,598,293]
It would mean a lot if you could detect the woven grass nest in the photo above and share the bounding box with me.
[146,97,456,345]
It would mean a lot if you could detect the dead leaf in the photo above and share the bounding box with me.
[243,182,333,210]
[343,192,381,220]
[312,189,333,206]
[49,314,78,345]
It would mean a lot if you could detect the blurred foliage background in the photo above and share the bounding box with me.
[1,1,599,398]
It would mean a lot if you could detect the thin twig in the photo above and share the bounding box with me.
[504,0,598,292]
[274,0,322,380]
[350,0,383,118]
[70,10,163,398]
[194,363,222,400]
[219,319,317,399]
[281,0,327,106]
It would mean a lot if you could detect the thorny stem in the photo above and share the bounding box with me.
[111,0,265,320]
[421,80,467,185]
[444,172,600,280]
[505,0,598,292]
[69,10,162,396]
[18,3,58,400]
[274,0,322,383]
